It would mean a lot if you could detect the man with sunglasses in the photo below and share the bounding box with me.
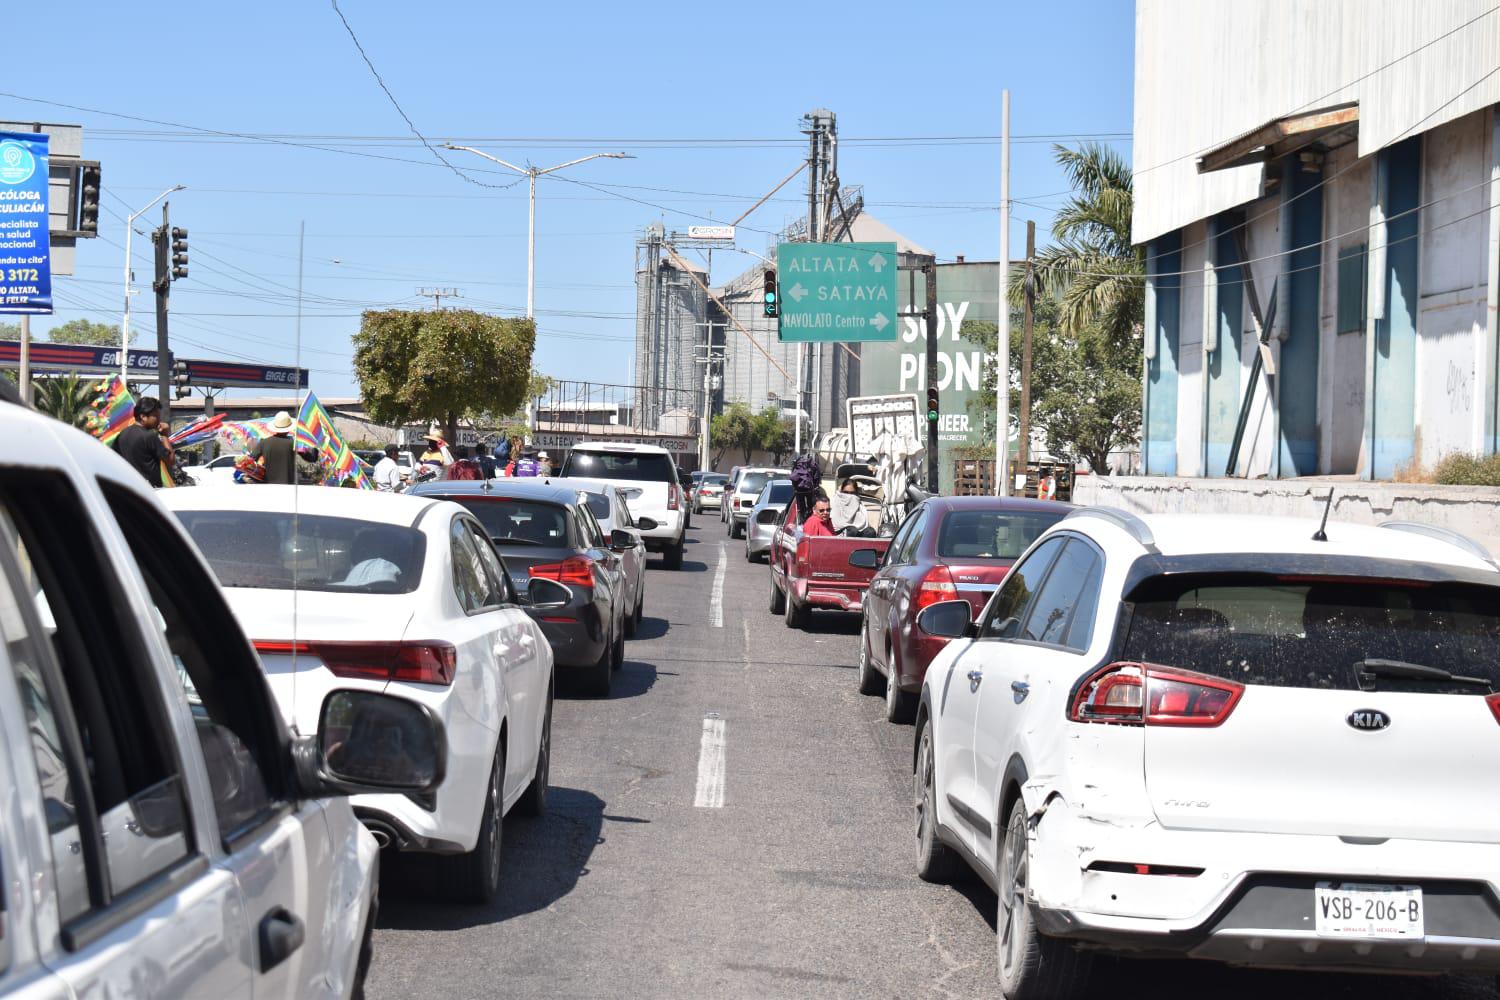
[803,495,836,537]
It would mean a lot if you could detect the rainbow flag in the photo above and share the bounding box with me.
[84,376,136,447]
[296,393,372,489]
[218,418,276,453]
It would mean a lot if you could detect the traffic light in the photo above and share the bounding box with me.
[77,164,100,234]
[762,268,778,318]
[170,227,188,280]
[173,360,190,398]
[927,385,939,422]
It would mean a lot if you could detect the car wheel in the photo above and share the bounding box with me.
[914,719,963,884]
[997,798,1093,999]
[769,572,786,615]
[857,618,883,695]
[626,584,642,637]
[884,647,916,723]
[515,686,551,817]
[431,743,504,903]
[349,866,378,1000]
[586,628,613,697]
[744,539,755,562]
[611,627,625,671]
[663,541,684,571]
[784,588,808,629]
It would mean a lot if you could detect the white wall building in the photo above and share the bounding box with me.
[1134,0,1500,479]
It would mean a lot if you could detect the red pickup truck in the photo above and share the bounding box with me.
[768,501,892,629]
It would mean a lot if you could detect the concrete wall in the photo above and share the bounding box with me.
[1074,474,1500,556]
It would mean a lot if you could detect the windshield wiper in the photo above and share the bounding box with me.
[491,536,546,546]
[1354,658,1490,690]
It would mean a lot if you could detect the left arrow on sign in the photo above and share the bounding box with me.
[787,282,809,302]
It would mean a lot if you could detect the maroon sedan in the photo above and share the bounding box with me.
[853,495,1071,722]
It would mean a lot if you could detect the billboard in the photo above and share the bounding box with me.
[0,132,51,313]
[859,262,1001,492]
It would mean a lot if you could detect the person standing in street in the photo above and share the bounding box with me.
[537,450,553,477]
[373,444,402,492]
[111,396,173,487]
[512,447,542,478]
[251,411,298,485]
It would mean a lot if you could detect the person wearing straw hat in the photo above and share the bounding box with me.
[250,410,298,485]
[419,423,453,469]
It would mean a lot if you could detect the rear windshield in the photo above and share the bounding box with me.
[452,499,571,548]
[1124,574,1500,692]
[582,492,611,520]
[701,474,728,485]
[764,482,794,504]
[937,510,1066,560]
[561,450,675,483]
[739,471,774,494]
[175,511,425,594]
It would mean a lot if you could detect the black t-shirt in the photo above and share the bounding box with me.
[112,424,171,486]
[252,434,297,484]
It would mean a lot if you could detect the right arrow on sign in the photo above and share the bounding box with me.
[787,282,809,302]
[870,312,889,332]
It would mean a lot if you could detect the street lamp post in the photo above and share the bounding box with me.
[442,146,631,319]
[121,184,185,382]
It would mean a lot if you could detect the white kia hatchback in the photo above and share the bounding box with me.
[164,485,558,904]
[913,508,1500,996]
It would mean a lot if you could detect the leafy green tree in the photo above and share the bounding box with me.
[47,318,127,347]
[352,309,535,444]
[751,407,795,465]
[0,321,18,340]
[32,373,96,430]
[711,402,757,465]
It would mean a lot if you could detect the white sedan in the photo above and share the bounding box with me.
[912,508,1500,996]
[163,485,559,903]
[184,452,245,486]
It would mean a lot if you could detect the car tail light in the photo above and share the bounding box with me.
[1486,692,1500,724]
[913,565,958,612]
[529,556,596,588]
[1070,662,1243,728]
[668,483,680,510]
[255,640,457,686]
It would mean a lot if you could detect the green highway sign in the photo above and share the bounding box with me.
[776,241,898,343]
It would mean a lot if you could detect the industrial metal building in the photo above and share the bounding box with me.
[1134,0,1500,480]
[633,223,710,430]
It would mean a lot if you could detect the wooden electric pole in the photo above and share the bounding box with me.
[1016,220,1036,489]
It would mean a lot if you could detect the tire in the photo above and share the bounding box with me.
[515,686,551,817]
[611,627,625,671]
[625,583,642,637]
[663,541,684,571]
[997,798,1093,999]
[430,743,504,903]
[914,719,964,884]
[769,572,786,615]
[857,620,883,695]
[584,628,613,697]
[349,864,378,1000]
[884,647,917,723]
[745,540,756,562]
[784,588,809,629]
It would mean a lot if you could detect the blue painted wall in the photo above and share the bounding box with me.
[1279,166,1324,476]
[1206,215,1244,476]
[1371,138,1421,479]
[1145,233,1182,476]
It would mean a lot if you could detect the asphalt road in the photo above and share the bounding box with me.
[367,520,1499,1000]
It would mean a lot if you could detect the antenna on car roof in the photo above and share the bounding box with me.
[1312,488,1335,542]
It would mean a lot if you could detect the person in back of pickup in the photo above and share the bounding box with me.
[803,496,836,537]
[831,478,871,536]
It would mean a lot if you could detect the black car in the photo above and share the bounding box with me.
[407,479,635,696]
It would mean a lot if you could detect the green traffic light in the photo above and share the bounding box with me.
[927,409,938,421]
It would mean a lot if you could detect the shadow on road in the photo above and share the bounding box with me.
[608,659,658,698]
[377,786,605,930]
[801,610,862,636]
[630,615,671,640]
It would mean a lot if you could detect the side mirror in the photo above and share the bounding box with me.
[300,690,445,795]
[610,527,635,550]
[916,600,974,640]
[526,576,572,610]
[847,547,880,570]
[636,516,658,531]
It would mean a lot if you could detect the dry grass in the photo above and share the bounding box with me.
[1432,452,1500,487]
[1391,457,1432,483]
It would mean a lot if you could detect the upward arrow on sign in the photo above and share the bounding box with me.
[867,252,888,273]
[787,282,809,302]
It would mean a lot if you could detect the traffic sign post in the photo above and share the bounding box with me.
[775,241,898,343]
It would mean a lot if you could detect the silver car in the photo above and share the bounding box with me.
[551,477,650,634]
[745,478,794,561]
[725,468,790,539]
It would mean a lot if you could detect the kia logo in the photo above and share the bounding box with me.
[1346,709,1391,732]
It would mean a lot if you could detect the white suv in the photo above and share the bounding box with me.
[913,508,1500,996]
[559,443,687,569]
[0,400,441,998]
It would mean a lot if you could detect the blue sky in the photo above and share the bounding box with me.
[17,0,1135,397]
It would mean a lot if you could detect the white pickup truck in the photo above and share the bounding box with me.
[559,442,687,569]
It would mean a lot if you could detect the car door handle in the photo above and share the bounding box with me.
[258,907,305,972]
[967,670,983,690]
[1011,680,1030,701]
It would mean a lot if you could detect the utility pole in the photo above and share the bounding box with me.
[799,109,836,447]
[925,262,940,491]
[152,202,172,422]
[18,315,29,405]
[995,90,1011,495]
[1017,220,1036,487]
[417,287,461,309]
[121,184,184,382]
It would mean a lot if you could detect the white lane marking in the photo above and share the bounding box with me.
[694,714,727,808]
[709,541,726,627]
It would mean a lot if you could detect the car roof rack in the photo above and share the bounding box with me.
[1063,506,1159,554]
[1380,521,1500,571]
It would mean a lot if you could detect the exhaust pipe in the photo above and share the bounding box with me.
[362,820,399,850]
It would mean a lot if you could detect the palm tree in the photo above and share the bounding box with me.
[1015,142,1143,345]
[32,373,97,430]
